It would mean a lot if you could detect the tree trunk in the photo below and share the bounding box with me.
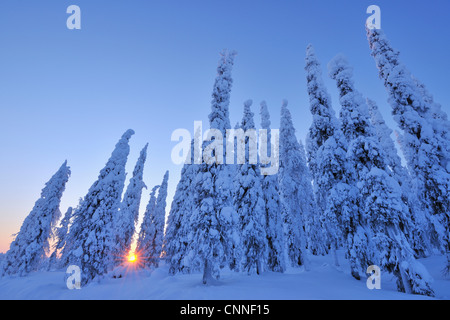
[202,259,212,285]
[333,240,340,267]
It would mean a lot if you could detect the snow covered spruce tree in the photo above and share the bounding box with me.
[136,171,169,268]
[48,206,73,270]
[209,50,239,273]
[367,28,450,273]
[328,55,435,296]
[113,143,148,266]
[304,44,342,256]
[152,171,169,265]
[136,185,159,267]
[188,158,225,284]
[367,98,431,257]
[233,100,268,274]
[278,100,311,270]
[165,137,202,275]
[315,128,348,267]
[188,50,238,284]
[305,44,339,182]
[63,130,134,285]
[259,101,285,272]
[1,161,71,276]
[298,139,324,257]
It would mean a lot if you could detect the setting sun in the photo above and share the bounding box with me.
[128,253,137,263]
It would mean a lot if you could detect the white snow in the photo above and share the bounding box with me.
[0,251,448,300]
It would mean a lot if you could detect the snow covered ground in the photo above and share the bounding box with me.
[0,251,448,300]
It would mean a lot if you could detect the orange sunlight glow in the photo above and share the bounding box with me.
[127,253,137,263]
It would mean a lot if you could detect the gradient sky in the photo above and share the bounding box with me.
[0,0,449,253]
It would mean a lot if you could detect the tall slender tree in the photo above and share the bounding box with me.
[113,143,148,265]
[165,139,200,275]
[367,28,450,272]
[1,161,71,276]
[297,139,323,256]
[305,44,339,178]
[367,98,432,257]
[137,171,169,268]
[190,158,225,283]
[329,55,434,296]
[136,185,160,267]
[278,100,311,270]
[153,171,169,263]
[317,132,348,267]
[234,100,267,274]
[190,50,238,284]
[305,44,346,260]
[259,101,285,272]
[63,130,134,284]
[48,206,73,270]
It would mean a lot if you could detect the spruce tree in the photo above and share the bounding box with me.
[305,44,339,177]
[210,50,239,272]
[152,170,169,265]
[190,159,225,283]
[367,28,450,272]
[48,206,73,270]
[278,100,310,270]
[234,100,267,274]
[165,171,197,274]
[259,101,285,272]
[329,55,434,296]
[305,44,346,260]
[136,185,160,267]
[113,143,148,265]
[367,98,432,257]
[137,171,168,268]
[190,50,238,284]
[165,126,206,275]
[64,130,134,284]
[165,140,200,275]
[297,139,323,256]
[1,161,71,276]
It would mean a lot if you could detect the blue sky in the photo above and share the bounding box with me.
[0,0,449,252]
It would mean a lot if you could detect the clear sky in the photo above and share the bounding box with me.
[0,0,449,253]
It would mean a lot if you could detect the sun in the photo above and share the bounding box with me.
[127,253,137,263]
